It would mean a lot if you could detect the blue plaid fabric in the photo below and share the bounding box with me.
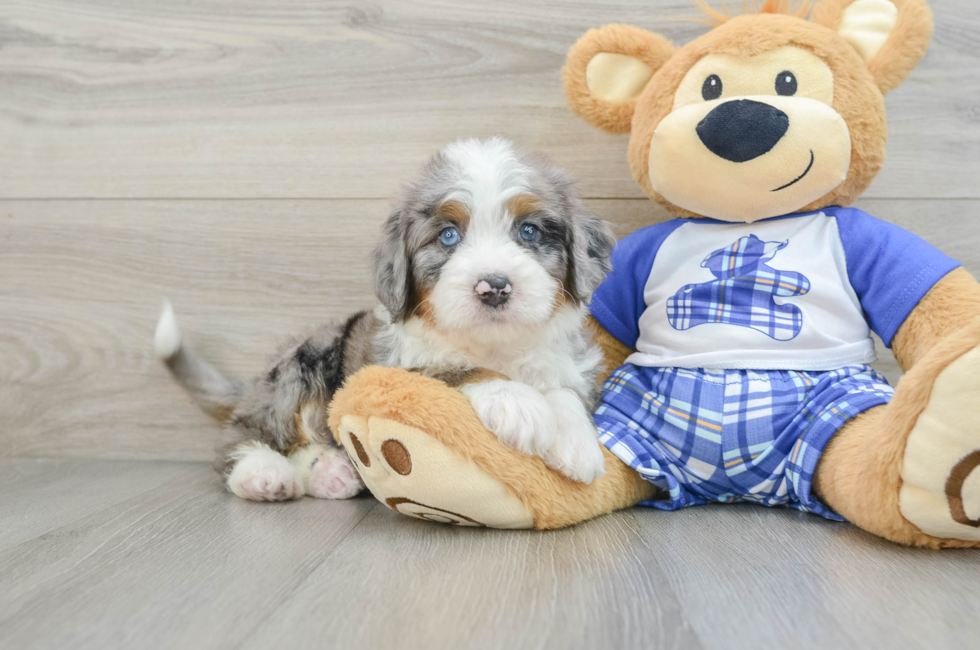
[595,363,894,520]
[666,234,811,341]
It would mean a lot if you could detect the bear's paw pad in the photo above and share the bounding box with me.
[336,415,534,529]
[900,344,980,541]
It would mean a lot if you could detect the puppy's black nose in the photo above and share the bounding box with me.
[475,275,512,307]
[696,99,789,163]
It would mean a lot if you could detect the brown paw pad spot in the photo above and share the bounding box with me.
[349,433,371,467]
[946,450,980,528]
[381,439,412,475]
[385,497,485,527]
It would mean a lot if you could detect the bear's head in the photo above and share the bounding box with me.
[563,0,933,222]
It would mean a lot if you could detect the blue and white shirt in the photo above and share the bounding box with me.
[591,207,961,371]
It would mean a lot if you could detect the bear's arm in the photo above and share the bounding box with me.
[891,267,980,372]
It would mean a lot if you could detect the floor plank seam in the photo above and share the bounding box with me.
[0,464,207,555]
[227,499,380,648]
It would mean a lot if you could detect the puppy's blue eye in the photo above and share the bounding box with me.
[440,227,460,247]
[519,223,540,243]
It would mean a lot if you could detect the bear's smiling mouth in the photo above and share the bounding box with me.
[771,150,815,192]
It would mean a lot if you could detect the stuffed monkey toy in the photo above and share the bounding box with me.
[329,0,980,548]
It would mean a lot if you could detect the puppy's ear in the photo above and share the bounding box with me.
[811,0,933,94]
[563,24,675,134]
[371,209,414,321]
[566,203,617,304]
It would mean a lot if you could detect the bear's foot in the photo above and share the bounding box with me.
[336,415,534,527]
[900,344,980,542]
[817,317,980,547]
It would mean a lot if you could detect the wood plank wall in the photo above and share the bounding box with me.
[2,0,978,459]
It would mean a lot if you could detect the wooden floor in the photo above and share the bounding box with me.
[0,459,976,650]
[3,0,980,648]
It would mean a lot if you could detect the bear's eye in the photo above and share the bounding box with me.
[702,74,723,101]
[775,71,798,96]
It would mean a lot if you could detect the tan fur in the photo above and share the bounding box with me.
[810,0,934,93]
[411,287,436,328]
[329,367,657,530]
[434,367,511,388]
[586,315,633,381]
[692,0,813,26]
[891,268,980,371]
[287,412,312,456]
[623,14,888,217]
[563,25,675,134]
[567,1,933,218]
[507,194,543,218]
[436,200,470,228]
[815,316,980,548]
[552,284,568,314]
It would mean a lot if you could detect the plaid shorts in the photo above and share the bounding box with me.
[595,364,894,520]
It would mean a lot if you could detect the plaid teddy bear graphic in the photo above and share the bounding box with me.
[666,234,811,340]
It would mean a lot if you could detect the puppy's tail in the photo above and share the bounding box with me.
[155,300,244,422]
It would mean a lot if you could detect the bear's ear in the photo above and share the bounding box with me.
[811,0,934,94]
[563,24,675,134]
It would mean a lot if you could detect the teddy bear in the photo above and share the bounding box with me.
[328,0,980,548]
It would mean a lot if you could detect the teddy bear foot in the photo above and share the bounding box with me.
[900,344,980,542]
[327,367,659,530]
[335,415,534,527]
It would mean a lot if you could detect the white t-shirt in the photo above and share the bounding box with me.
[590,208,960,371]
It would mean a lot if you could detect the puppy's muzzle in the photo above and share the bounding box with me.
[475,275,512,308]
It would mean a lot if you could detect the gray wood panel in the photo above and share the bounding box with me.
[0,0,977,200]
[0,198,664,460]
[241,504,701,650]
[0,461,375,650]
[0,459,198,550]
[2,199,977,460]
[633,504,980,650]
[0,460,976,650]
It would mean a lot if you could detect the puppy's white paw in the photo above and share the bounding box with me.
[545,427,607,484]
[227,444,304,501]
[543,389,606,484]
[307,447,365,500]
[461,380,557,458]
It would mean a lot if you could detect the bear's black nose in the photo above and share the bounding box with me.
[696,99,789,163]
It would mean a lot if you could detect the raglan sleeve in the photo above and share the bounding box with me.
[589,220,680,349]
[835,207,962,348]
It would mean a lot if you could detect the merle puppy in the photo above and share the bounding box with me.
[157,138,616,501]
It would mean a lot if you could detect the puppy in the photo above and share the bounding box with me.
[157,137,616,501]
